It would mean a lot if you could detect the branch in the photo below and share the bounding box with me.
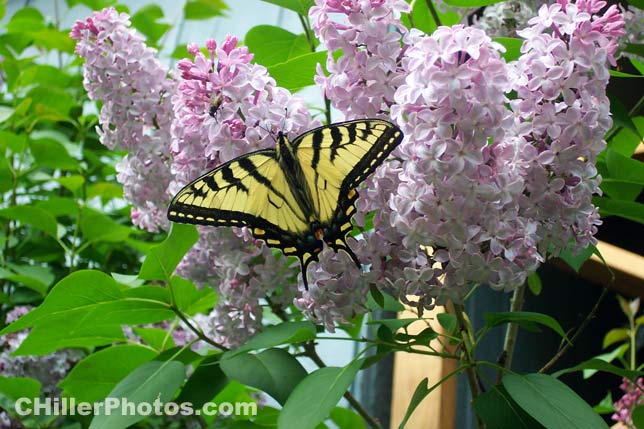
[453,302,485,428]
[538,287,608,373]
[171,306,229,351]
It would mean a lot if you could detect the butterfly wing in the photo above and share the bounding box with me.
[292,119,403,257]
[168,149,318,265]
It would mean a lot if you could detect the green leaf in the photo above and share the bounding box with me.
[473,386,543,429]
[1,270,174,339]
[593,392,615,415]
[228,321,317,357]
[527,272,542,295]
[89,360,186,429]
[602,328,629,349]
[367,318,418,332]
[34,197,79,217]
[267,51,329,92]
[6,8,45,33]
[278,359,362,429]
[494,37,523,62]
[437,313,457,335]
[176,354,229,408]
[484,312,568,340]
[29,28,76,53]
[602,149,644,201]
[366,288,404,312]
[0,376,41,401]
[0,205,58,237]
[154,346,204,365]
[15,320,125,355]
[503,374,609,429]
[131,5,171,45]
[87,182,123,202]
[59,345,157,403]
[261,0,314,15]
[55,175,85,193]
[0,272,48,296]
[552,357,643,381]
[221,348,307,405]
[632,405,644,428]
[133,327,174,350]
[330,407,366,429]
[610,70,644,78]
[398,378,431,428]
[170,276,217,315]
[443,0,504,6]
[594,196,644,224]
[609,95,642,141]
[245,26,310,67]
[368,284,385,308]
[27,85,77,119]
[0,130,27,153]
[558,242,596,273]
[184,0,228,20]
[81,211,132,244]
[0,106,14,122]
[625,43,644,57]
[139,223,199,281]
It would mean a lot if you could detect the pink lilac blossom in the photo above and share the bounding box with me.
[473,1,538,37]
[391,26,542,292]
[315,0,623,302]
[70,7,175,232]
[617,6,644,59]
[0,307,83,395]
[310,0,410,118]
[171,37,318,345]
[613,377,644,428]
[511,0,624,257]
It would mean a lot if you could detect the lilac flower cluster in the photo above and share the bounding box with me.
[70,0,624,335]
[473,1,537,37]
[0,307,83,394]
[170,37,320,345]
[313,0,624,304]
[512,0,624,256]
[310,0,410,118]
[71,8,175,232]
[613,377,644,428]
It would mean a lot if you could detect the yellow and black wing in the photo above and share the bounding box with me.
[167,150,314,262]
[292,119,403,255]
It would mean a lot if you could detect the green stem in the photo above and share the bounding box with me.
[453,302,484,428]
[298,14,316,52]
[424,0,442,27]
[629,306,637,371]
[171,305,229,351]
[501,283,526,371]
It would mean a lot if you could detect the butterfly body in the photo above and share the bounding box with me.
[168,119,403,289]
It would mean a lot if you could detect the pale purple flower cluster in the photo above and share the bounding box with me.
[313,0,624,300]
[71,0,624,333]
[511,0,624,256]
[310,0,410,118]
[473,1,537,37]
[170,38,318,345]
[618,7,644,59]
[391,26,542,292]
[70,8,175,232]
[613,377,644,428]
[0,307,83,395]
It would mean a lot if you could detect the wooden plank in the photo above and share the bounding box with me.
[390,306,457,429]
